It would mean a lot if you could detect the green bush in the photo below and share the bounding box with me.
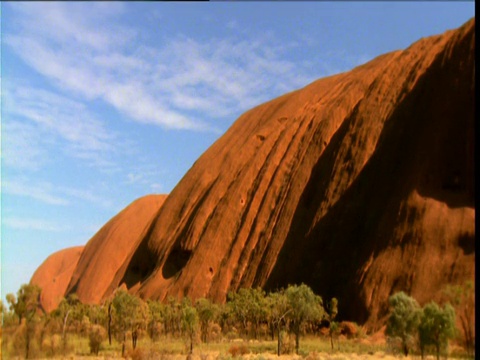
[385,292,422,357]
[89,324,107,355]
[43,334,62,357]
[418,302,456,360]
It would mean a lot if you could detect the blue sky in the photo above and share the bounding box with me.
[0,2,474,302]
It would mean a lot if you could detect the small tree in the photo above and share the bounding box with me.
[266,290,291,356]
[86,303,108,327]
[195,297,218,343]
[217,302,233,335]
[51,293,85,353]
[443,281,475,357]
[147,299,165,341]
[111,289,147,356]
[252,288,269,339]
[164,296,182,336]
[327,298,339,350]
[227,289,250,337]
[181,298,199,354]
[418,301,457,360]
[88,324,106,355]
[385,292,422,357]
[7,284,42,323]
[105,300,113,345]
[5,293,19,326]
[285,284,324,354]
[228,287,268,339]
[7,284,43,359]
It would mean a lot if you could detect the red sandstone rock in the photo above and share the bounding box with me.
[131,20,474,331]
[30,246,84,313]
[64,194,167,304]
[33,19,474,329]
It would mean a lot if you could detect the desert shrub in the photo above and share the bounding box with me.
[9,322,27,358]
[354,323,366,339]
[89,324,107,355]
[228,343,249,357]
[148,322,163,341]
[280,331,295,354]
[216,354,234,360]
[339,321,358,338]
[386,336,403,355]
[42,333,62,357]
[8,319,42,359]
[209,323,223,342]
[305,350,321,360]
[127,347,145,360]
[199,352,210,360]
[225,328,239,340]
[318,325,330,337]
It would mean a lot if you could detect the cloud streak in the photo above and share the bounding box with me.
[3,217,70,232]
[1,120,50,171]
[3,80,125,174]
[3,178,114,209]
[4,2,319,133]
[3,181,69,206]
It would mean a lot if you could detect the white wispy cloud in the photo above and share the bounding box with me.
[7,85,114,150]
[57,186,114,209]
[126,173,144,185]
[150,183,164,192]
[123,162,169,191]
[1,120,50,171]
[4,2,318,133]
[3,178,114,209]
[3,217,70,232]
[152,36,311,118]
[3,81,120,171]
[11,2,132,51]
[3,180,69,206]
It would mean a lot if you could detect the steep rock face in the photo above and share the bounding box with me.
[65,194,167,304]
[31,246,84,313]
[38,19,474,329]
[266,19,475,328]
[119,19,474,329]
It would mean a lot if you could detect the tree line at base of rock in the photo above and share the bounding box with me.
[1,282,474,359]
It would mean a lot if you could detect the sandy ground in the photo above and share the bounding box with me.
[30,352,456,360]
